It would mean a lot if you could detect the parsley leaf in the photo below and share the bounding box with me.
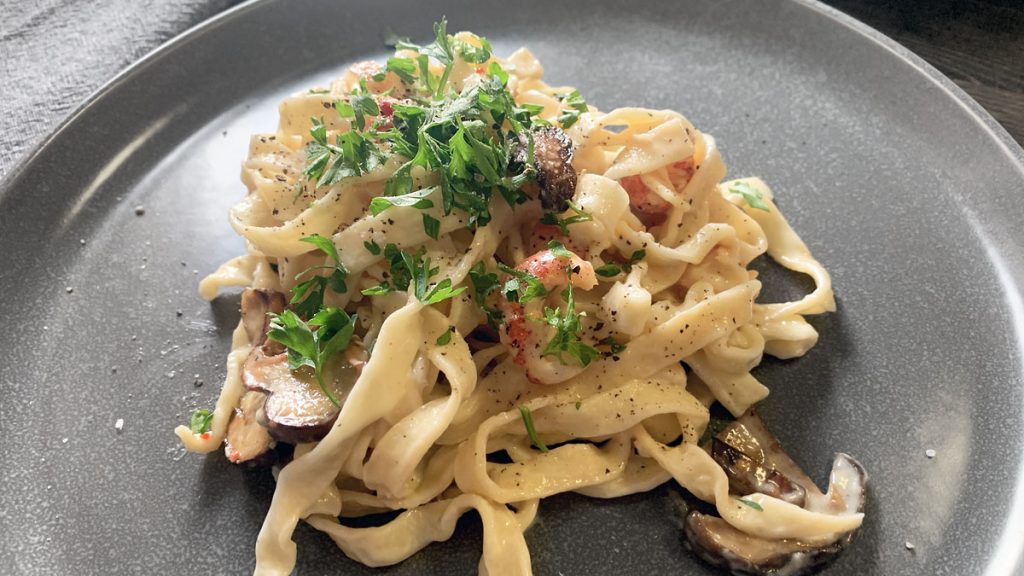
[469,262,503,328]
[266,308,356,407]
[557,90,589,129]
[369,186,436,216]
[541,276,599,367]
[361,244,465,305]
[422,213,441,240]
[303,116,384,189]
[539,200,593,235]
[623,249,646,273]
[547,239,573,259]
[189,409,214,434]
[436,326,454,345]
[291,235,349,318]
[374,57,418,85]
[595,264,622,277]
[600,336,627,356]
[453,36,493,64]
[726,182,770,212]
[363,240,381,255]
[736,497,764,512]
[498,263,548,303]
[518,406,548,452]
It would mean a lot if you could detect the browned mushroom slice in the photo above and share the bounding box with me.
[224,390,276,465]
[711,438,806,507]
[243,349,360,444]
[513,126,577,211]
[685,513,838,575]
[684,409,869,576]
[240,288,286,347]
[718,410,820,494]
[221,288,288,466]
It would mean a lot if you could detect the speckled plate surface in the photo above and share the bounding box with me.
[2,0,1023,574]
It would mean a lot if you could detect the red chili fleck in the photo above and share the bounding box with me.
[380,100,393,117]
[200,432,211,440]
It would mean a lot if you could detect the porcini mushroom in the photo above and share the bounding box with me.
[513,126,577,211]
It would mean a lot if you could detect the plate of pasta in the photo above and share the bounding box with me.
[2,1,1023,575]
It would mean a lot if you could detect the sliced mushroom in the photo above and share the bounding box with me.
[224,390,276,465]
[240,288,286,347]
[243,348,361,445]
[221,289,287,465]
[513,126,577,211]
[684,412,868,575]
[711,438,806,507]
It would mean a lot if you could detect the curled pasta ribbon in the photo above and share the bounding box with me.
[633,427,863,542]
[306,494,534,574]
[174,321,252,452]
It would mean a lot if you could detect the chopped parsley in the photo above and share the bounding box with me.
[726,182,770,212]
[360,243,466,305]
[541,273,599,367]
[540,200,593,235]
[556,90,589,129]
[363,239,381,255]
[547,239,573,259]
[600,336,627,355]
[291,234,349,318]
[436,326,454,345]
[266,308,357,407]
[302,116,384,190]
[736,497,764,512]
[625,249,646,272]
[469,262,503,328]
[498,263,548,304]
[519,406,548,452]
[369,186,435,216]
[595,249,645,279]
[189,409,214,435]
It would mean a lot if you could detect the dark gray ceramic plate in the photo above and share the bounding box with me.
[2,0,1024,574]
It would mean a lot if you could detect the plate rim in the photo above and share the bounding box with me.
[1,1,1023,573]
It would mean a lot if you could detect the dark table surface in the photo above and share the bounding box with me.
[1,0,1022,179]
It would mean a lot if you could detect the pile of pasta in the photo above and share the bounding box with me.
[176,34,860,575]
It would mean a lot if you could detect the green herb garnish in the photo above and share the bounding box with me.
[736,497,764,512]
[600,336,627,355]
[360,243,465,305]
[541,274,599,367]
[303,116,384,189]
[291,234,349,318]
[436,326,454,345]
[363,240,381,255]
[369,186,436,216]
[595,264,621,277]
[189,409,214,435]
[519,406,548,452]
[469,262,503,328]
[539,200,593,235]
[498,264,548,304]
[726,182,770,212]
[266,308,357,407]
[557,90,589,129]
[624,249,646,272]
